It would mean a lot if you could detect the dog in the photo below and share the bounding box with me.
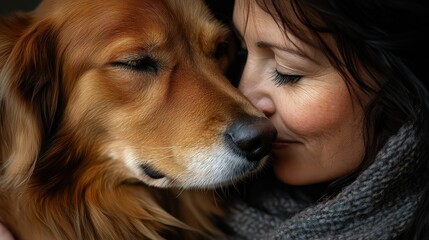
[0,0,276,239]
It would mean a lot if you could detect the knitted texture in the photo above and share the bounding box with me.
[227,124,424,239]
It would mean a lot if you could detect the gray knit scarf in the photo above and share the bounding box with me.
[226,123,425,239]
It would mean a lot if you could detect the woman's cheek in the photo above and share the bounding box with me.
[280,82,354,136]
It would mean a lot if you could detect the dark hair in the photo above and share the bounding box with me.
[249,0,429,238]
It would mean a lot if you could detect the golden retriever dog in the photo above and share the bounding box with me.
[0,0,276,239]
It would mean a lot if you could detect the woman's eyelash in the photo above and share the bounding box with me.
[271,70,302,86]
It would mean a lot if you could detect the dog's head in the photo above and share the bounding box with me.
[0,0,276,189]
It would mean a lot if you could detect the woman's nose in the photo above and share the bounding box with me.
[256,98,275,118]
[238,68,276,118]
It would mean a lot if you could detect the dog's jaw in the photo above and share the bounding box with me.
[106,147,173,187]
[178,145,267,188]
[106,143,267,188]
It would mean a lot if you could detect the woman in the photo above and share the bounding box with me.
[226,0,429,239]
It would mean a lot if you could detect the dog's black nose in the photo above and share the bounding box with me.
[225,117,277,161]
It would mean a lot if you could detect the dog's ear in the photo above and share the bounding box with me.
[0,15,61,186]
[9,18,61,136]
[0,17,60,187]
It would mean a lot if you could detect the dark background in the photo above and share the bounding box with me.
[0,0,41,16]
[0,0,233,17]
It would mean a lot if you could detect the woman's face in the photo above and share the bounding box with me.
[233,0,368,185]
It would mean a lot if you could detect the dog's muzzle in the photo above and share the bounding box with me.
[225,116,277,162]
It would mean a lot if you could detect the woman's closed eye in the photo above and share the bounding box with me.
[271,70,302,86]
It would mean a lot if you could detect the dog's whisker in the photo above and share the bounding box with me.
[141,145,189,150]
[143,155,176,162]
[174,188,186,198]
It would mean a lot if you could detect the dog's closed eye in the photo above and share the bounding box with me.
[112,56,159,73]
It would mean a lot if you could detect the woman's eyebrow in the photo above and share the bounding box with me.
[256,41,318,64]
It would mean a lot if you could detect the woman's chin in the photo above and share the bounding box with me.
[272,157,323,186]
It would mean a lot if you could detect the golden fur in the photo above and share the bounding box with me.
[0,0,266,239]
